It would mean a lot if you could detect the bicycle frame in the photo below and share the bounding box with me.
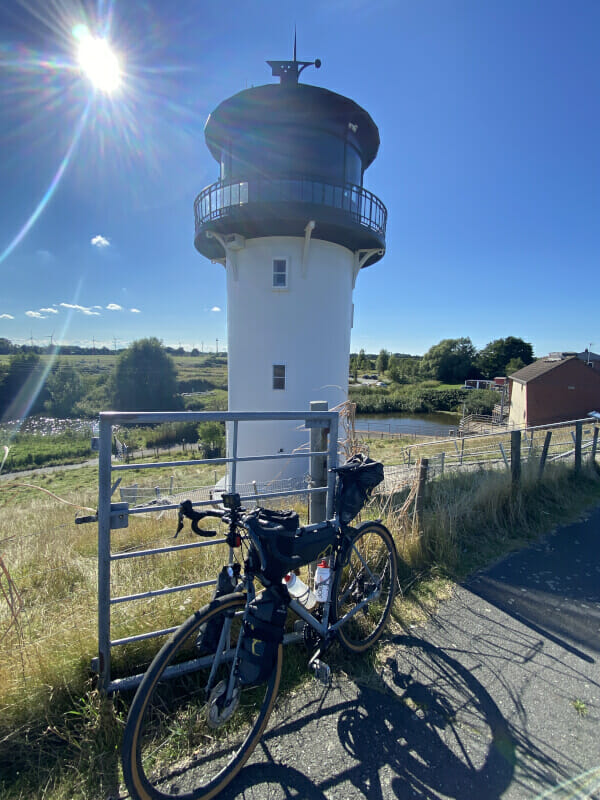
[172,473,385,700]
[287,534,384,638]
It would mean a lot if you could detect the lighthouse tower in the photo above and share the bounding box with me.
[194,53,386,486]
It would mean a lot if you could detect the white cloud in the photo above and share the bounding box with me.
[93,305,103,309]
[91,235,110,248]
[211,306,222,312]
[60,302,101,316]
[40,307,59,314]
[36,249,55,262]
[130,308,141,313]
[0,313,14,319]
[106,303,123,311]
[26,310,45,318]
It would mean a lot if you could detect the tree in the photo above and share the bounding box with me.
[357,349,369,371]
[505,357,525,375]
[45,363,84,417]
[420,338,476,384]
[0,351,46,418]
[113,338,182,411]
[349,354,358,382]
[376,349,390,374]
[197,421,225,447]
[477,337,534,379]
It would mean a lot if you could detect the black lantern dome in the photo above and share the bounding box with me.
[194,56,386,266]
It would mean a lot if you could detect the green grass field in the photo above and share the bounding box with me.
[0,352,228,386]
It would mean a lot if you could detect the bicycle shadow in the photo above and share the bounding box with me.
[218,761,328,799]
[329,636,517,800]
[219,634,520,799]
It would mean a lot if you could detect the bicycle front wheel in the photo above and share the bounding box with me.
[332,521,397,653]
[122,593,282,800]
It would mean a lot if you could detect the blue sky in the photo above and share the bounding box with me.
[0,0,598,358]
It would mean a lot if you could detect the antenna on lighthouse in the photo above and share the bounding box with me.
[266,31,321,85]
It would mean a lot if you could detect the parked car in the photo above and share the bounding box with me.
[376,381,388,387]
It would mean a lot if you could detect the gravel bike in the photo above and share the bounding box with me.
[122,456,397,800]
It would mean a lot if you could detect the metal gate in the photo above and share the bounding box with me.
[94,408,339,693]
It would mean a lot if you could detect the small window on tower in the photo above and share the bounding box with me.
[273,364,286,390]
[273,259,287,288]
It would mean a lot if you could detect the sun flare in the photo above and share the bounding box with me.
[76,29,121,93]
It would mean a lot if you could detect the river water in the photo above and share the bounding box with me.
[355,412,459,438]
[2,413,458,440]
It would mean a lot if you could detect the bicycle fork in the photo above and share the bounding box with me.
[205,609,243,728]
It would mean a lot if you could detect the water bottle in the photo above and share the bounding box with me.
[282,572,317,610]
[314,560,331,603]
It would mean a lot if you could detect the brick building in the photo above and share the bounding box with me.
[508,356,600,428]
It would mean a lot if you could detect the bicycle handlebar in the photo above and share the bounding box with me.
[175,499,229,538]
[175,500,269,572]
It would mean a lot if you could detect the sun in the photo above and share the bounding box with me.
[75,27,121,93]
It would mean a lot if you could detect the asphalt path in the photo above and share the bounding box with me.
[212,506,600,800]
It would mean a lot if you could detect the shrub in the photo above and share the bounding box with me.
[144,422,200,449]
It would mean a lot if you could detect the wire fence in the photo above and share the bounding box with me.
[371,418,600,492]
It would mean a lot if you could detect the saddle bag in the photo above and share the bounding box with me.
[238,585,289,686]
[336,454,384,524]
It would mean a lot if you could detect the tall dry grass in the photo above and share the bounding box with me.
[0,453,599,798]
[381,457,600,583]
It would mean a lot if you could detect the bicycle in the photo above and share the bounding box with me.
[122,455,397,800]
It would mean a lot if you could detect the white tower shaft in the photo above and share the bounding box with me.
[226,236,354,484]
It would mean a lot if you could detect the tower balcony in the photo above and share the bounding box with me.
[194,177,387,266]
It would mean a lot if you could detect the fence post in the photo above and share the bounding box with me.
[591,426,599,467]
[440,451,445,475]
[97,416,113,694]
[538,430,552,479]
[574,421,582,473]
[511,430,521,487]
[499,442,509,470]
[460,438,465,466]
[527,430,535,462]
[309,400,328,524]
[413,457,429,531]
[325,409,339,520]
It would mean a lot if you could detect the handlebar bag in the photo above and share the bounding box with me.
[238,585,289,685]
[336,455,384,524]
[257,507,299,531]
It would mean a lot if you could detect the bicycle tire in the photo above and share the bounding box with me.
[331,521,397,653]
[122,592,282,800]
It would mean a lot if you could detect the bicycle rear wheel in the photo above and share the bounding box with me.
[122,593,282,800]
[331,521,397,653]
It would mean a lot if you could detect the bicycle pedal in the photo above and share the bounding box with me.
[310,658,331,686]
